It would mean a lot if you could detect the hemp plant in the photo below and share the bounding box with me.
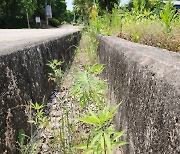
[47,59,64,86]
[70,63,107,108]
[18,102,47,153]
[28,102,49,129]
[75,103,127,154]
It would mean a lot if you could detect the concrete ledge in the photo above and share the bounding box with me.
[98,36,180,154]
[0,29,81,153]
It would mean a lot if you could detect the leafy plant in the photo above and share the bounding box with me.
[131,32,142,43]
[110,4,123,35]
[70,64,107,108]
[75,103,127,154]
[17,102,46,153]
[160,1,176,32]
[47,60,64,86]
[28,102,49,129]
[84,63,104,75]
[18,134,40,154]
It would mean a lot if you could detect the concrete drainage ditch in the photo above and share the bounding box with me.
[0,28,81,153]
[0,29,179,154]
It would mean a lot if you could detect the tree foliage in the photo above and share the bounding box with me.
[125,0,163,12]
[73,0,120,23]
[73,0,93,23]
[98,0,120,12]
[0,0,69,28]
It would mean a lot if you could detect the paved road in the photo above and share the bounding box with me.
[0,25,80,56]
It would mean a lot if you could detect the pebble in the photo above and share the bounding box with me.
[42,143,49,152]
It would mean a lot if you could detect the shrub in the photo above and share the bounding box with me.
[49,18,60,27]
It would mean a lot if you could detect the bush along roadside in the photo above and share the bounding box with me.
[49,18,61,27]
[17,28,127,153]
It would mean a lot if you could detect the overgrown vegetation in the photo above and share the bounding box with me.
[121,0,180,52]
[18,61,127,153]
[70,64,107,108]
[83,0,180,52]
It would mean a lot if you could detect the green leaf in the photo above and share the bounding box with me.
[90,131,102,147]
[78,116,100,125]
[18,129,25,145]
[89,110,99,121]
[27,120,36,124]
[100,136,105,150]
[90,64,104,75]
[104,132,112,154]
[83,149,93,154]
[112,130,125,142]
[106,102,122,120]
[112,141,128,146]
[74,143,87,149]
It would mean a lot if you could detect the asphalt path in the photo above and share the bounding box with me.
[0,25,80,56]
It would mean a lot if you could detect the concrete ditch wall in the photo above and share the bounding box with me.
[98,36,180,154]
[0,29,81,153]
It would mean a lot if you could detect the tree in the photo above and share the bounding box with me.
[73,0,120,23]
[35,0,67,23]
[20,0,37,28]
[51,0,67,23]
[0,0,69,28]
[0,0,37,28]
[98,0,120,12]
[73,0,93,23]
[125,0,157,12]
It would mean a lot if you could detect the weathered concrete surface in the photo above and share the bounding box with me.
[0,27,81,153]
[98,36,180,154]
[0,26,80,55]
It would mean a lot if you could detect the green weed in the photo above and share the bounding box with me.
[47,59,64,86]
[18,134,40,154]
[28,102,49,129]
[75,103,127,154]
[70,64,107,108]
